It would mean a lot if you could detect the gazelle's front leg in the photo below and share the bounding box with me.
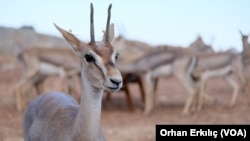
[196,74,208,111]
[174,71,197,115]
[224,75,239,107]
[244,79,250,105]
[195,72,217,111]
[15,69,38,111]
[67,70,81,98]
[31,74,48,95]
[242,66,250,105]
[141,72,154,116]
[151,77,159,107]
[58,68,68,93]
[67,74,82,102]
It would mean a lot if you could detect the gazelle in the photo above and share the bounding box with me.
[239,30,250,78]
[117,46,196,115]
[148,36,215,99]
[239,30,250,104]
[15,46,81,111]
[22,3,122,141]
[190,51,245,111]
[188,35,215,55]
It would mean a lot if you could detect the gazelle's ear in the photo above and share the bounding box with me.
[102,23,115,43]
[54,23,82,56]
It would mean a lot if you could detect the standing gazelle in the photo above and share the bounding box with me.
[239,30,250,104]
[22,3,122,141]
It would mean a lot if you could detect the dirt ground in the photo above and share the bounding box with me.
[0,56,250,141]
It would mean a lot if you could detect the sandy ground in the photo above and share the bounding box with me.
[0,56,250,141]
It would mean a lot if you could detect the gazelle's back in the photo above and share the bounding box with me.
[22,92,79,141]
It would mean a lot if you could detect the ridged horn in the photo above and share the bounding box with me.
[105,4,112,43]
[90,3,95,43]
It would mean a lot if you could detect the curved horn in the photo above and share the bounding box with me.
[105,4,112,43]
[90,3,95,43]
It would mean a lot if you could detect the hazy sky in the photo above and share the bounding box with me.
[1,0,250,52]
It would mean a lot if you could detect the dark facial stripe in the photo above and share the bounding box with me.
[94,61,106,80]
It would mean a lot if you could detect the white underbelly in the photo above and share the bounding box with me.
[39,62,65,77]
[203,65,232,78]
[152,64,173,79]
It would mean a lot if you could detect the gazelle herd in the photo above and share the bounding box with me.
[14,3,250,119]
[116,37,247,115]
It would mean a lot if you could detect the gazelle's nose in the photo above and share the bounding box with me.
[110,78,122,87]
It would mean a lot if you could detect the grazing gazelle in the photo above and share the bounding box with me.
[22,3,122,141]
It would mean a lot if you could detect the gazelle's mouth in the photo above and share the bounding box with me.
[107,86,119,90]
[104,85,121,92]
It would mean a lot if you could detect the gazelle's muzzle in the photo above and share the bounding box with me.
[104,69,123,92]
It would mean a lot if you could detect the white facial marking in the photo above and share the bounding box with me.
[88,50,107,76]
[111,50,118,63]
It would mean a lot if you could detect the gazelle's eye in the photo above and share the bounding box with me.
[115,53,119,60]
[84,54,95,63]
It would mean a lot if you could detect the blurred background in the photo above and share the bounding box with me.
[0,1,250,141]
[1,0,250,54]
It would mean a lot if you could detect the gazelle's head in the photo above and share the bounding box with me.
[239,30,249,42]
[55,3,122,92]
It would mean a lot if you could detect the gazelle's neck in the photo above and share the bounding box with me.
[73,68,104,141]
[242,39,249,51]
